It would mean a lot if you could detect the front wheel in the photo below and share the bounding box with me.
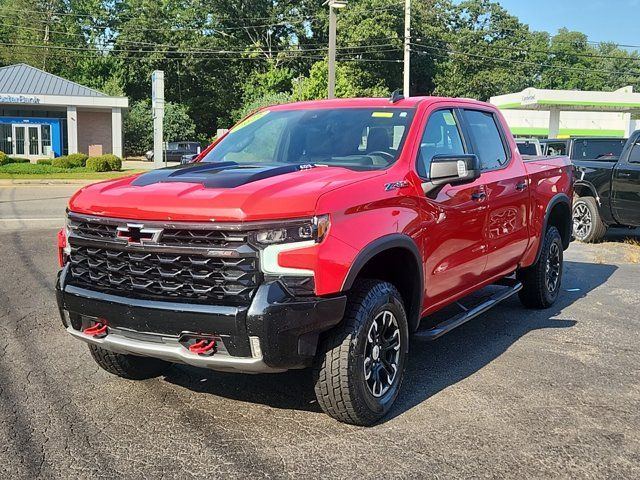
[573,196,607,243]
[313,280,409,426]
[517,226,564,309]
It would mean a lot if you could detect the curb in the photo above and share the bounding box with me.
[0,179,97,186]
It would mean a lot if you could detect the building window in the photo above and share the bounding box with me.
[41,124,52,156]
[0,124,12,154]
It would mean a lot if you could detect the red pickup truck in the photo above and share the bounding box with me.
[56,96,573,425]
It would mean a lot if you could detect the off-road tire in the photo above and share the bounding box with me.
[89,345,170,380]
[517,226,564,309]
[573,196,607,243]
[312,280,409,426]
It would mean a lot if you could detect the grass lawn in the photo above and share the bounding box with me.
[0,162,142,180]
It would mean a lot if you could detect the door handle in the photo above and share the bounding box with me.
[471,191,486,201]
[516,180,528,191]
[618,172,632,178]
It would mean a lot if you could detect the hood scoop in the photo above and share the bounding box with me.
[131,162,307,189]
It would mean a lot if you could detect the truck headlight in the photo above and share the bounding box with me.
[254,215,330,245]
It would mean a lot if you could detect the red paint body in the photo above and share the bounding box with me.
[67,97,573,318]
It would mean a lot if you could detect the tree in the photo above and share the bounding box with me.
[123,100,196,156]
[233,92,293,122]
[294,60,389,100]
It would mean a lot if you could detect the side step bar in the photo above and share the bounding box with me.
[414,278,522,341]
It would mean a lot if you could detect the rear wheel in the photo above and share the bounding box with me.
[573,197,607,243]
[517,226,564,309]
[312,280,409,426]
[89,345,170,380]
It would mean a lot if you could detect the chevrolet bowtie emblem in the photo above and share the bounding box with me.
[116,223,163,245]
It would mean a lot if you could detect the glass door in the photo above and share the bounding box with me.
[0,124,12,154]
[28,126,40,155]
[13,126,26,156]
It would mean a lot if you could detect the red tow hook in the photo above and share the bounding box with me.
[188,339,217,356]
[82,323,108,339]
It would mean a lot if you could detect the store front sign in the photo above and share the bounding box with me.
[0,94,41,105]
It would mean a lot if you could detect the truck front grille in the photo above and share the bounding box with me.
[66,214,261,305]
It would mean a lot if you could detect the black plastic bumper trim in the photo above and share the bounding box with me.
[57,267,347,370]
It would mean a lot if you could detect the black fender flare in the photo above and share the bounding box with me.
[342,233,424,332]
[573,180,599,201]
[534,193,572,263]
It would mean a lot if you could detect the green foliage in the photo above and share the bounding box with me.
[241,66,296,104]
[36,159,52,165]
[85,155,122,172]
[67,153,89,167]
[100,154,123,171]
[52,153,88,168]
[234,92,293,122]
[294,60,390,101]
[0,153,31,165]
[0,163,69,174]
[123,100,197,156]
[86,156,111,172]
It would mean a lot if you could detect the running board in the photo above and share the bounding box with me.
[414,278,522,341]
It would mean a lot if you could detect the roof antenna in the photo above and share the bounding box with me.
[389,89,405,103]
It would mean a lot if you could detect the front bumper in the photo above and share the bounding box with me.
[56,266,347,373]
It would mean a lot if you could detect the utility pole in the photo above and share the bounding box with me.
[324,1,347,99]
[403,0,411,97]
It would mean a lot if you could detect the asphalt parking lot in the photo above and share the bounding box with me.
[1,185,639,479]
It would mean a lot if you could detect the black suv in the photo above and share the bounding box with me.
[145,141,201,162]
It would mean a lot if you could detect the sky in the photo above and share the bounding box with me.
[496,0,640,49]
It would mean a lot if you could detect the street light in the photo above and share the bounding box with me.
[323,0,347,99]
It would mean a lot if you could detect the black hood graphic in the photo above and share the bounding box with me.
[131,162,305,188]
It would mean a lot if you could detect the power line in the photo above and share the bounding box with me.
[410,42,640,77]
[0,2,406,26]
[0,39,402,57]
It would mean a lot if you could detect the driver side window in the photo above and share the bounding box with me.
[416,109,465,178]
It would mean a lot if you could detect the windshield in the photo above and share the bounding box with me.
[571,139,626,160]
[202,108,416,170]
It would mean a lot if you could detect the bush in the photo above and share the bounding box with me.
[86,154,123,172]
[86,156,111,172]
[0,163,67,174]
[52,154,85,169]
[66,153,88,167]
[0,153,31,165]
[36,159,52,165]
[101,154,122,171]
[51,156,71,168]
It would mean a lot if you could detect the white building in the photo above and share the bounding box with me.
[490,86,640,139]
[0,64,128,160]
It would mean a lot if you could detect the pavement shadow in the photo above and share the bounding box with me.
[601,226,640,243]
[163,259,617,422]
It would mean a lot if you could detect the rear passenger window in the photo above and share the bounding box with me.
[547,142,567,156]
[416,109,465,178]
[462,110,509,171]
[629,144,640,163]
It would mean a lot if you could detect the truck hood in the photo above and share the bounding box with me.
[69,162,384,221]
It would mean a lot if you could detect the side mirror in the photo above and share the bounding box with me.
[429,154,481,187]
